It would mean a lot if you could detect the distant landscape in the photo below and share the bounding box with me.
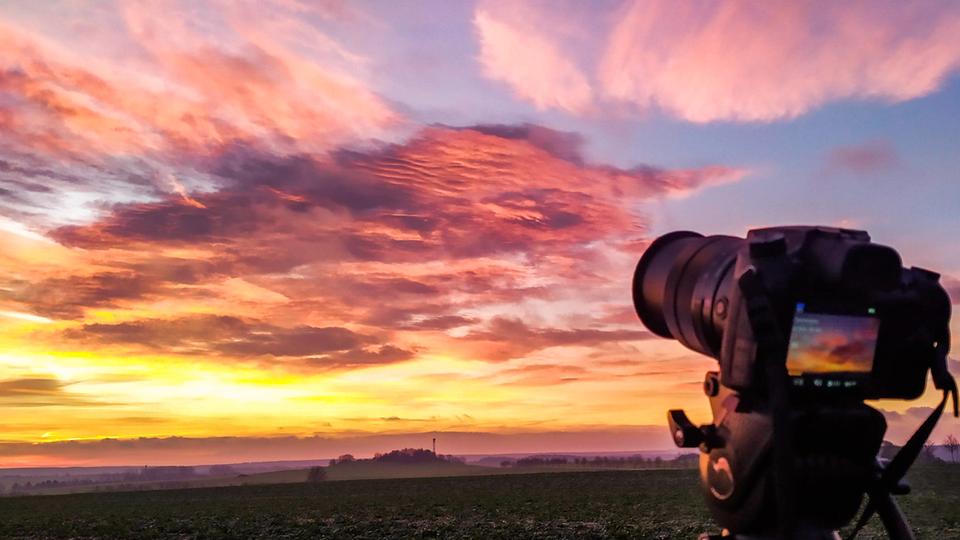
[0,464,957,539]
[3,441,955,499]
[0,447,697,497]
[0,444,955,537]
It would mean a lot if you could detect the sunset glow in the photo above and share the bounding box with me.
[1,0,959,466]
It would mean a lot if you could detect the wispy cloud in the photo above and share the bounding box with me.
[474,6,593,113]
[0,1,398,229]
[474,1,960,122]
[826,141,899,175]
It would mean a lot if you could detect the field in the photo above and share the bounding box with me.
[200,461,509,486]
[0,466,957,539]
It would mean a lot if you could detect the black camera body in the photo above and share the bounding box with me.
[635,226,950,401]
[632,226,954,537]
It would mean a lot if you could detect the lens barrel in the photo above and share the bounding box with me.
[632,232,743,357]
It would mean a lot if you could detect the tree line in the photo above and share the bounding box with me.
[501,454,699,469]
[328,448,465,466]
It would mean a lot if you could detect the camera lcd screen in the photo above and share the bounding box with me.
[786,306,879,376]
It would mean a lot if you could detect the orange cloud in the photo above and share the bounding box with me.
[7,124,742,381]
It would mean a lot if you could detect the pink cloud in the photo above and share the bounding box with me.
[474,1,960,122]
[0,9,397,159]
[21,123,744,371]
[602,2,960,122]
[474,7,593,113]
[943,274,960,306]
[0,2,399,228]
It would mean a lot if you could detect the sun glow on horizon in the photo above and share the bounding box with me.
[0,0,958,466]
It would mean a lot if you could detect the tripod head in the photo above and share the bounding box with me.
[674,373,894,538]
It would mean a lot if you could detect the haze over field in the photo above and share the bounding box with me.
[0,0,959,466]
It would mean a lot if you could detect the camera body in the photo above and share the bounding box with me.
[723,227,949,401]
[632,226,953,535]
[635,226,951,401]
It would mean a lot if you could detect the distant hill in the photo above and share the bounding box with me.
[318,448,486,481]
[0,448,698,496]
[324,461,492,481]
[469,450,684,468]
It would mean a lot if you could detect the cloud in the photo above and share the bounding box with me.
[63,314,415,367]
[29,124,740,365]
[49,123,741,265]
[63,314,423,372]
[473,1,960,122]
[9,272,160,319]
[465,124,586,164]
[948,357,960,375]
[462,317,652,361]
[604,1,960,122]
[0,1,396,158]
[826,141,899,175]
[879,405,960,446]
[490,363,590,387]
[215,326,371,358]
[1,104,744,444]
[66,315,251,350]
[0,1,398,230]
[474,8,593,113]
[0,377,116,408]
[400,315,478,331]
[311,345,417,369]
[0,377,63,397]
[941,275,960,306]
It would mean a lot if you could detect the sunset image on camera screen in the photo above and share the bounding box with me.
[786,310,880,375]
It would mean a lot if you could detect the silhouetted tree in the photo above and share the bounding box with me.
[140,466,196,480]
[374,448,441,463]
[330,454,356,467]
[944,434,959,463]
[327,448,466,468]
[307,467,327,483]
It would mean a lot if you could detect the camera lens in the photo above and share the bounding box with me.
[632,232,743,357]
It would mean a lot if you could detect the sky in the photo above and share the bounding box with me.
[0,0,959,467]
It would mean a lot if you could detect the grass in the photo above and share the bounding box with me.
[0,465,956,538]
[226,461,506,484]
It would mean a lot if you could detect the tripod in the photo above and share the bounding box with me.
[681,268,955,540]
[697,461,915,540]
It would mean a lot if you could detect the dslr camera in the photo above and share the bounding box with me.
[632,226,956,539]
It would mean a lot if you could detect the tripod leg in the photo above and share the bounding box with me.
[873,490,915,540]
